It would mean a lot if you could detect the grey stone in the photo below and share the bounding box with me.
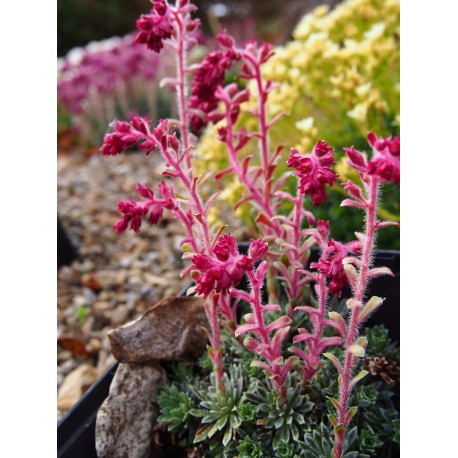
[95,362,166,458]
[108,296,208,363]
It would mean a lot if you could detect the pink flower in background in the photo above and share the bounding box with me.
[366,132,400,186]
[58,34,162,118]
[188,40,240,131]
[288,141,338,206]
[135,0,173,53]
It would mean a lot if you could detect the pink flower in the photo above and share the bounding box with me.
[158,181,176,209]
[113,180,177,233]
[152,119,180,153]
[344,146,367,173]
[310,238,360,296]
[311,240,347,296]
[288,141,338,206]
[135,0,173,53]
[191,234,257,298]
[114,200,149,233]
[248,239,268,261]
[100,116,156,156]
[148,205,164,225]
[188,43,240,131]
[366,133,400,186]
[100,121,139,156]
[316,220,330,242]
[213,233,238,261]
[311,227,361,296]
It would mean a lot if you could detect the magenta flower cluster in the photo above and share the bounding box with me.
[191,235,267,298]
[114,181,176,233]
[58,34,161,116]
[345,132,400,186]
[311,220,361,297]
[287,140,338,206]
[188,45,240,131]
[135,0,173,52]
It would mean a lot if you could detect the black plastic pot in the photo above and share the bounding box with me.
[57,249,399,457]
[57,364,118,458]
[58,216,78,267]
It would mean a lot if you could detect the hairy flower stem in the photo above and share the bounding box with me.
[170,8,192,170]
[247,54,271,192]
[287,190,306,313]
[333,178,379,458]
[246,269,287,402]
[205,294,224,390]
[157,138,211,253]
[311,275,328,363]
[222,98,281,238]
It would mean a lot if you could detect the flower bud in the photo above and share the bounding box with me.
[248,239,268,261]
[216,32,234,49]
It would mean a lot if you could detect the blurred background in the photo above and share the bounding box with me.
[58,0,340,56]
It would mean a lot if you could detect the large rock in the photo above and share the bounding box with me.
[108,296,208,363]
[95,362,167,458]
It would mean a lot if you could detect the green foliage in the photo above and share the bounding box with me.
[189,365,245,448]
[359,426,384,455]
[301,423,361,458]
[237,437,265,458]
[75,304,90,324]
[392,419,400,444]
[58,0,148,56]
[155,324,399,457]
[365,324,399,359]
[245,375,313,450]
[156,384,195,431]
[355,384,378,407]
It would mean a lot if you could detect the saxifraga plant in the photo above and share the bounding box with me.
[100,1,400,456]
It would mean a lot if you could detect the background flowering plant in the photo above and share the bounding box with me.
[100,0,400,456]
[193,0,400,247]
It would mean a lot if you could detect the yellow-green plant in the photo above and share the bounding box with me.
[193,0,400,243]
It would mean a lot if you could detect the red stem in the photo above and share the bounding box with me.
[171,9,191,170]
[222,98,282,238]
[333,177,379,458]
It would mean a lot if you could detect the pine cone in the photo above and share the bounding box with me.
[364,356,400,384]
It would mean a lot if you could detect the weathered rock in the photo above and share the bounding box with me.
[108,296,207,363]
[57,363,98,411]
[95,362,166,458]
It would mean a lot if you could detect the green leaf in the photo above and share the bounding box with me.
[194,424,212,443]
[328,397,342,411]
[328,414,338,427]
[350,369,368,388]
[223,424,232,446]
[393,419,400,444]
[345,406,358,424]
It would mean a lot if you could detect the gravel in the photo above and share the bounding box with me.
[57,147,191,419]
